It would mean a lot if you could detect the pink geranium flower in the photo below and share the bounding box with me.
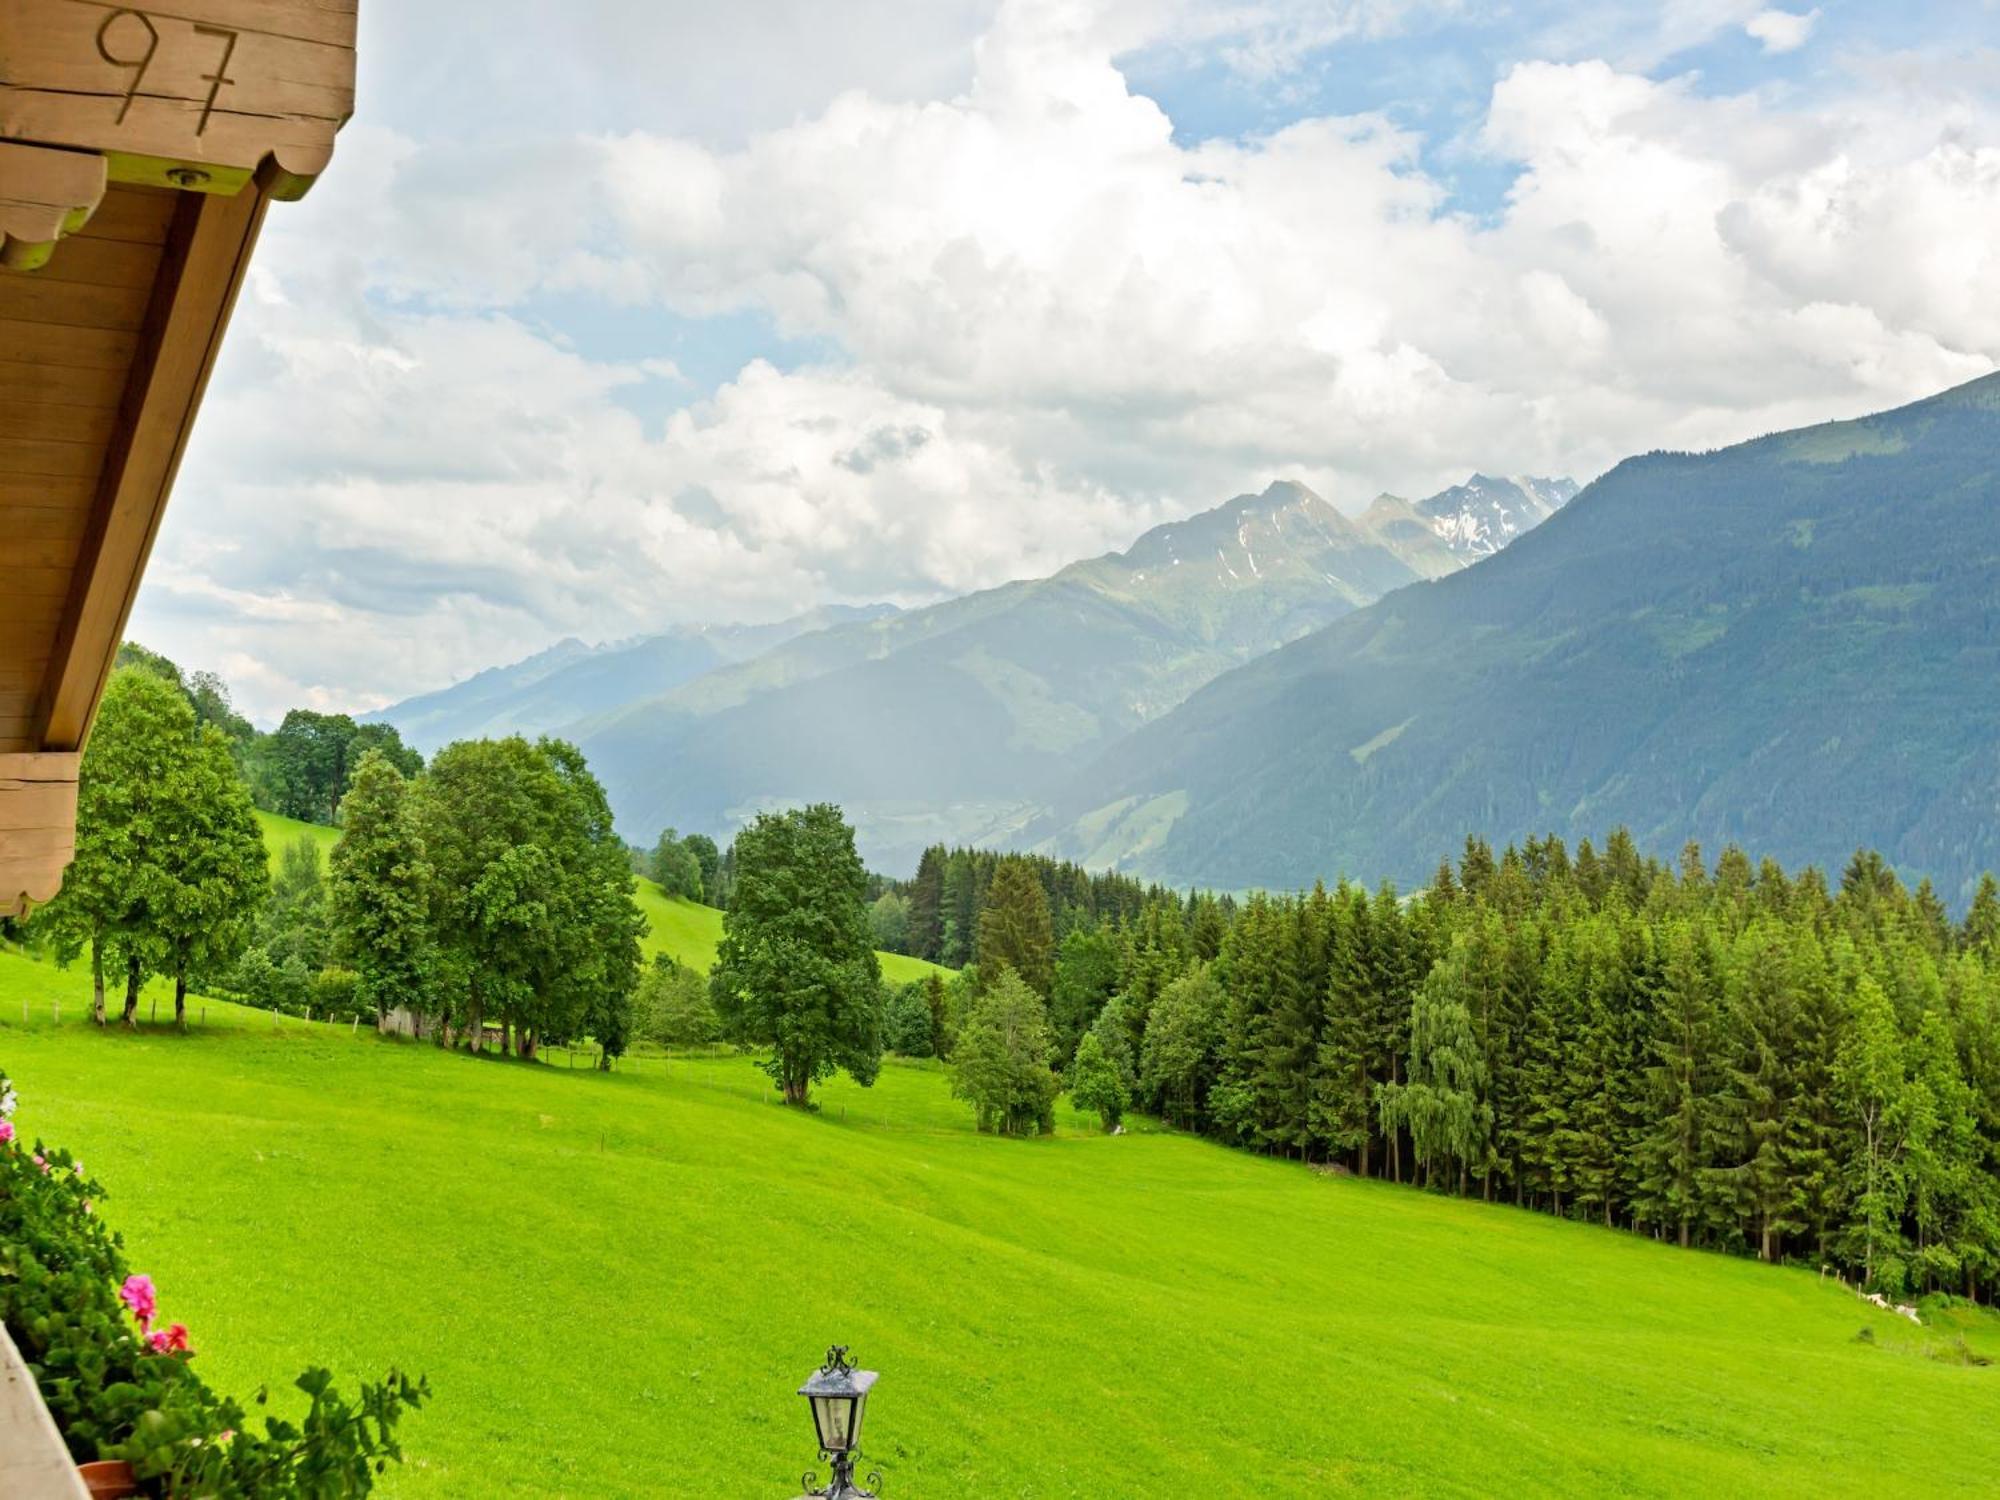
[0,1120,13,1145]
[146,1324,191,1355]
[120,1274,158,1330]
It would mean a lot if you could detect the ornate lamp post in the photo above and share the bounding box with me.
[797,1345,881,1498]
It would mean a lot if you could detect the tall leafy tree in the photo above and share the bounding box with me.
[1049,925,1121,1064]
[710,803,883,1104]
[1068,1030,1128,1131]
[34,670,189,1024]
[1836,975,1917,1288]
[950,968,1059,1135]
[329,749,433,1025]
[152,724,267,1025]
[1141,964,1224,1129]
[1378,969,1490,1192]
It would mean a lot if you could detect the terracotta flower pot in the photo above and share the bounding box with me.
[77,1459,140,1499]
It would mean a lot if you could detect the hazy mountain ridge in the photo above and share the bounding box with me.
[576,475,1551,868]
[366,604,899,754]
[1028,373,2000,899]
[368,466,1578,870]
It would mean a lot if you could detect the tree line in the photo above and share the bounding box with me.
[878,831,2000,1299]
[29,657,644,1062]
[114,643,423,826]
[876,843,1169,966]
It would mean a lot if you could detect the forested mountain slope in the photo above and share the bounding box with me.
[577,481,1451,867]
[1033,373,2000,899]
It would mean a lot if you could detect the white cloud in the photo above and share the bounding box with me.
[132,0,2000,721]
[1745,7,1820,54]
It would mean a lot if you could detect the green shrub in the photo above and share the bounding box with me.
[0,1067,426,1495]
[881,981,936,1057]
[634,956,719,1048]
[309,967,364,1023]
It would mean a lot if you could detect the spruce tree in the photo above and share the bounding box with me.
[976,857,1055,996]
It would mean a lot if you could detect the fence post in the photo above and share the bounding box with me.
[150,999,156,1023]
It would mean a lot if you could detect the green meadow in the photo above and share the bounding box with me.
[254,809,944,984]
[3,945,1997,1497]
[253,809,339,872]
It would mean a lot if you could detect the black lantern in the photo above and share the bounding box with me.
[798,1346,880,1498]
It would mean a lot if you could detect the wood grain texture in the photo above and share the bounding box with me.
[34,180,268,750]
[0,0,357,195]
[0,750,79,917]
[0,138,104,268]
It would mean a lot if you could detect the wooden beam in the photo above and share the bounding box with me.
[0,0,357,201]
[0,751,80,917]
[0,139,104,269]
[33,175,268,752]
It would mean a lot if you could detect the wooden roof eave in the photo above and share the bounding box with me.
[0,0,358,916]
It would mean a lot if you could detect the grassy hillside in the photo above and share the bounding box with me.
[633,879,945,983]
[3,946,1997,1497]
[254,814,945,983]
[253,808,339,873]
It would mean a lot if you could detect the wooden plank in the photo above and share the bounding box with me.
[0,1,356,193]
[0,477,100,513]
[0,601,66,648]
[73,182,175,244]
[23,231,160,287]
[0,660,51,692]
[0,588,65,628]
[0,856,76,911]
[0,353,129,406]
[0,513,91,551]
[0,399,118,444]
[0,435,108,478]
[0,784,75,828]
[0,751,82,781]
[0,266,154,330]
[0,1322,90,1499]
[0,138,105,268]
[0,316,138,368]
[23,0,359,53]
[0,566,74,601]
[35,180,267,749]
[0,823,71,857]
[1,534,83,569]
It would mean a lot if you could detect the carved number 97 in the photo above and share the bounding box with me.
[95,9,239,136]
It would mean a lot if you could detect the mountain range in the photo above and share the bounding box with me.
[363,606,898,754]
[369,472,1573,867]
[1028,373,2000,902]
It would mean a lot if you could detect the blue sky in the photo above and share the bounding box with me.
[128,0,2000,721]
